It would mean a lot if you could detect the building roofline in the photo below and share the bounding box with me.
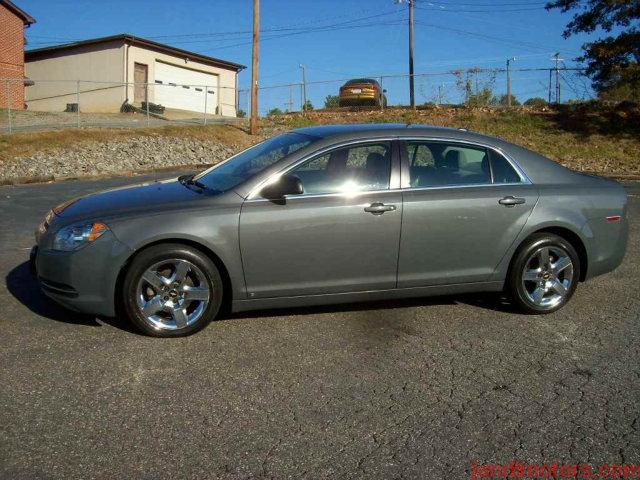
[1,0,36,25]
[25,34,245,71]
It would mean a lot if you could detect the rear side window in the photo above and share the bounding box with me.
[490,150,522,183]
[405,141,491,187]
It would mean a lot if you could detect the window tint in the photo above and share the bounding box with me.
[405,141,491,187]
[291,143,391,195]
[490,150,522,183]
[194,133,314,192]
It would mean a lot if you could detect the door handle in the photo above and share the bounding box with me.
[498,196,526,207]
[364,202,396,215]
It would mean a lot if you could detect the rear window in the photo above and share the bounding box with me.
[345,78,377,86]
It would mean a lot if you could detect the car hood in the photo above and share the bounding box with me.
[54,178,210,221]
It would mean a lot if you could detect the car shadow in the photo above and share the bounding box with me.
[5,261,138,333]
[7,260,517,334]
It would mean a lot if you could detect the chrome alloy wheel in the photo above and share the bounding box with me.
[136,259,210,330]
[521,246,574,308]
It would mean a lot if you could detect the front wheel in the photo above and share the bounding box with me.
[121,244,223,337]
[507,233,580,314]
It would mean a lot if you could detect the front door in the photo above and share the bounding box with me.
[397,140,538,287]
[239,141,402,299]
[134,63,148,104]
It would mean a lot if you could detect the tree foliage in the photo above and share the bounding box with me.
[491,94,520,106]
[524,97,549,107]
[451,67,497,106]
[302,100,314,111]
[267,107,283,116]
[324,95,340,108]
[546,0,640,101]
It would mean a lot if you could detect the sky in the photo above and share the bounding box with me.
[18,0,608,113]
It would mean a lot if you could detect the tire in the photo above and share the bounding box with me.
[507,233,580,314]
[121,243,223,337]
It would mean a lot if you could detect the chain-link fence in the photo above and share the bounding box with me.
[247,67,592,115]
[1,67,592,134]
[0,77,243,134]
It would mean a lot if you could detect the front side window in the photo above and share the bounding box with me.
[406,141,491,187]
[194,133,315,192]
[291,142,392,195]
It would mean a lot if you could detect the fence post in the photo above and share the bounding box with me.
[146,82,150,127]
[5,80,12,134]
[76,80,80,128]
[246,90,251,120]
[203,85,208,125]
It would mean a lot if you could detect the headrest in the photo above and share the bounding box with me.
[366,152,386,169]
[443,150,460,170]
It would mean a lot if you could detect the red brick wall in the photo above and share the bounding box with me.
[0,2,26,109]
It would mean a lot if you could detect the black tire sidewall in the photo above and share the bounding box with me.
[508,234,580,314]
[122,244,223,337]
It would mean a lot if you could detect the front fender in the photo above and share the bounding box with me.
[108,204,246,302]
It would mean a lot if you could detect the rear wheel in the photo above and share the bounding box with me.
[507,233,580,314]
[122,244,223,337]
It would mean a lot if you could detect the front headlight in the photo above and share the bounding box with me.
[53,222,108,251]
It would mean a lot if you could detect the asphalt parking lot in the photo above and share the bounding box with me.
[1,174,639,479]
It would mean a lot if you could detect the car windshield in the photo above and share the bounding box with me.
[193,132,315,192]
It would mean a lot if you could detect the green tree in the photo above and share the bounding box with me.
[524,97,549,107]
[491,94,520,106]
[237,109,246,118]
[302,100,314,111]
[324,95,340,108]
[267,107,283,116]
[452,67,497,106]
[546,0,640,102]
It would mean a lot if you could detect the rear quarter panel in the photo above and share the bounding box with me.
[491,181,628,282]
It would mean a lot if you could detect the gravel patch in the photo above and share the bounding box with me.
[1,135,239,183]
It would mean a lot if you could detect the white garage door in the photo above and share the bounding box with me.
[153,61,218,114]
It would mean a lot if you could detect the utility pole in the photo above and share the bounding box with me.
[506,57,515,107]
[408,0,415,108]
[286,84,293,112]
[553,52,562,105]
[300,64,307,111]
[249,0,259,135]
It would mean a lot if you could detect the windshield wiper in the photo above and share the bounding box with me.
[178,174,210,191]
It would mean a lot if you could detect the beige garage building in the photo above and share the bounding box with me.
[24,34,245,116]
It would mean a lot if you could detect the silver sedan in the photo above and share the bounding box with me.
[31,124,628,337]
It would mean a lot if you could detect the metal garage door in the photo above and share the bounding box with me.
[153,61,218,114]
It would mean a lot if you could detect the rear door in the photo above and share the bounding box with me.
[239,140,403,299]
[397,140,538,287]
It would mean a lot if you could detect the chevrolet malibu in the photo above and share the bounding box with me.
[31,124,628,337]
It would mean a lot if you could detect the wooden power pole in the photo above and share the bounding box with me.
[250,0,259,135]
[408,0,415,108]
[506,57,515,107]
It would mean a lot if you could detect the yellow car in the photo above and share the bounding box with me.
[339,78,387,107]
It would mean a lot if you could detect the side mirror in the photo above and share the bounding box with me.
[260,174,304,200]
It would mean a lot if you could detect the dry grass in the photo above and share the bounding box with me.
[0,124,255,163]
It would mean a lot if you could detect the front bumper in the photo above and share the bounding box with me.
[31,233,132,317]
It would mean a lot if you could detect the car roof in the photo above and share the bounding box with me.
[291,123,481,141]
[345,78,378,85]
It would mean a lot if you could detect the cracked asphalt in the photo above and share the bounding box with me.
[1,174,639,479]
